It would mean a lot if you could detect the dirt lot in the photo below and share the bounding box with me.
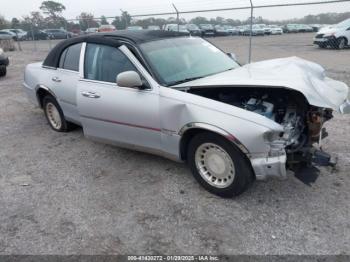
[0,33,350,255]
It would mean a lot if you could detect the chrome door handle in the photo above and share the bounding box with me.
[52,77,61,83]
[81,91,101,98]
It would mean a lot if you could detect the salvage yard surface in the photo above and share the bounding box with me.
[0,33,349,254]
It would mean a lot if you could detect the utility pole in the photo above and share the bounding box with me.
[248,0,254,64]
[120,9,128,29]
[172,4,180,32]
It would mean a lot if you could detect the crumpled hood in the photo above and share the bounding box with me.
[175,56,350,112]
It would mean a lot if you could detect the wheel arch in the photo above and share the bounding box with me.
[178,123,250,162]
[35,85,56,108]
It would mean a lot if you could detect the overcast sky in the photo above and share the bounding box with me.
[1,0,349,21]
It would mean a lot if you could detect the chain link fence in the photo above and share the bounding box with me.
[3,0,349,63]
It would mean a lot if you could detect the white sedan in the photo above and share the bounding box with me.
[22,31,350,197]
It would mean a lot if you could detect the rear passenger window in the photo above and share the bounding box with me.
[58,43,82,71]
[84,43,137,83]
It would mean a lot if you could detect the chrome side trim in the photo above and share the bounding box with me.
[179,122,249,155]
[42,65,57,70]
[79,42,86,79]
[35,84,56,98]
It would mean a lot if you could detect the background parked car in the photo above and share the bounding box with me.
[314,18,350,49]
[1,29,27,41]
[0,30,17,41]
[44,29,72,39]
[85,27,99,34]
[237,25,247,35]
[255,24,270,35]
[296,24,313,32]
[164,24,190,34]
[185,24,201,36]
[127,26,143,30]
[98,25,116,32]
[283,24,299,33]
[199,24,215,37]
[214,25,229,36]
[147,25,160,30]
[223,25,239,35]
[26,30,49,40]
[243,25,265,36]
[0,48,9,77]
[268,25,283,35]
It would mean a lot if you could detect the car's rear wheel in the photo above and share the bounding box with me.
[187,132,254,197]
[43,95,73,132]
[0,66,6,77]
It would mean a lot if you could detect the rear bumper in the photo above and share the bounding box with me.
[0,57,9,66]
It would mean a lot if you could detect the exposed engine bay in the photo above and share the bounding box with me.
[187,86,333,161]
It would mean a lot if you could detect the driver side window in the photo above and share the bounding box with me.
[84,43,137,83]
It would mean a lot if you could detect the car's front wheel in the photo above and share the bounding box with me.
[43,95,72,132]
[0,65,6,77]
[337,37,347,49]
[187,132,254,197]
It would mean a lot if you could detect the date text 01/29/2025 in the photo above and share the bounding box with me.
[127,255,219,261]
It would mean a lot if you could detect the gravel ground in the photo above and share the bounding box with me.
[0,33,349,255]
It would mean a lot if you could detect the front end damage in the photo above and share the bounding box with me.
[173,57,349,180]
[186,86,341,180]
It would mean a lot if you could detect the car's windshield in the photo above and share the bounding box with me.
[140,37,239,86]
[335,19,350,28]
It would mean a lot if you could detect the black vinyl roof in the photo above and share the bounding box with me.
[43,30,189,68]
[101,30,189,44]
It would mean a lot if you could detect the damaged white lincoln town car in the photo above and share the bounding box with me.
[23,31,350,197]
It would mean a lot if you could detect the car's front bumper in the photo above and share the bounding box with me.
[251,153,287,180]
[313,36,337,46]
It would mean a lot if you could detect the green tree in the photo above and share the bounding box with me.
[40,1,66,20]
[100,15,109,25]
[190,17,209,25]
[112,11,131,29]
[78,12,99,31]
[23,11,46,29]
[0,15,9,30]
[11,18,20,28]
[121,11,131,28]
[112,17,123,30]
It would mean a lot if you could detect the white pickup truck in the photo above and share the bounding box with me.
[314,18,350,49]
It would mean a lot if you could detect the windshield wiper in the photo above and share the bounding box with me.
[169,76,203,86]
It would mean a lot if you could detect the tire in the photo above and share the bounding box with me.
[187,132,254,197]
[337,37,347,49]
[0,66,6,77]
[42,95,73,132]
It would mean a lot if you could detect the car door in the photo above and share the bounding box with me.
[50,42,82,124]
[77,43,161,151]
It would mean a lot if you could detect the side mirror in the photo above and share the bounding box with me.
[116,71,143,89]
